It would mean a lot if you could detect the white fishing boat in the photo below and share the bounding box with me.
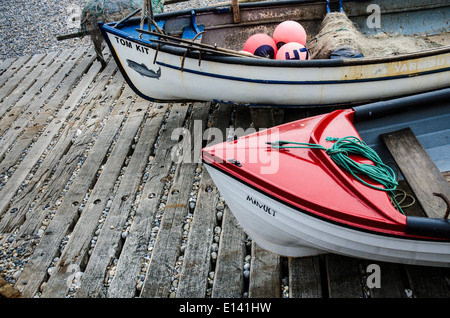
[99,0,450,107]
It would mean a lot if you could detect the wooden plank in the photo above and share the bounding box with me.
[326,254,363,298]
[208,104,248,298]
[0,51,70,134]
[0,276,22,298]
[444,171,450,184]
[0,53,55,121]
[137,105,201,298]
[211,206,246,298]
[406,265,450,298]
[18,49,96,142]
[103,103,170,298]
[288,256,322,298]
[78,103,189,298]
[381,128,450,218]
[362,261,408,298]
[0,57,18,77]
[231,0,241,23]
[175,167,218,298]
[14,71,125,297]
[8,62,118,240]
[0,59,110,236]
[249,107,284,130]
[0,49,83,160]
[248,242,281,298]
[40,89,151,297]
[0,55,32,90]
[174,103,222,298]
[0,56,114,234]
[395,180,427,217]
[0,48,95,181]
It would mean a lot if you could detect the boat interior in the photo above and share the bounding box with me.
[353,88,450,220]
[109,0,450,59]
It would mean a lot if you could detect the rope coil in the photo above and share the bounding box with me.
[270,136,405,214]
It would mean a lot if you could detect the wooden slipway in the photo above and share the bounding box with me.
[0,46,449,298]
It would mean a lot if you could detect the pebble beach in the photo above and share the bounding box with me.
[0,0,226,60]
[0,0,89,59]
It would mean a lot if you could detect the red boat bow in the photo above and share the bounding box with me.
[203,109,410,237]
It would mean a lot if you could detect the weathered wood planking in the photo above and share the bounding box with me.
[405,265,450,298]
[0,49,95,176]
[0,49,81,153]
[41,88,154,297]
[171,103,215,298]
[0,48,449,299]
[74,103,182,299]
[15,67,125,297]
[139,104,209,298]
[0,276,22,298]
[81,103,189,298]
[0,53,52,123]
[208,103,248,298]
[325,254,364,298]
[0,55,34,99]
[0,57,112,238]
[0,48,90,218]
[289,256,322,298]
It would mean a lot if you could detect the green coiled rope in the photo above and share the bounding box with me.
[270,136,404,214]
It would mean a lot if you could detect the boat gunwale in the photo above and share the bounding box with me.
[99,0,450,69]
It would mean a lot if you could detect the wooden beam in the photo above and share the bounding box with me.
[0,277,22,298]
[381,128,450,219]
[231,0,241,23]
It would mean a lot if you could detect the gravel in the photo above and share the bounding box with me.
[0,0,90,59]
[0,0,227,60]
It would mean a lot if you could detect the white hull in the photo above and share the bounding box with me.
[205,164,450,267]
[103,29,450,107]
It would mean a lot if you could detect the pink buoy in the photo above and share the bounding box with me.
[276,42,310,60]
[243,33,277,59]
[273,21,307,48]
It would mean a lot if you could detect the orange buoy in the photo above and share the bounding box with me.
[273,21,307,49]
[243,33,277,59]
[276,42,310,60]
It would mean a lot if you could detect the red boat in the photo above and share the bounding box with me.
[202,88,450,267]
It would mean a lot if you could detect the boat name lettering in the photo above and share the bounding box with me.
[246,195,276,217]
[393,56,449,73]
[114,36,149,55]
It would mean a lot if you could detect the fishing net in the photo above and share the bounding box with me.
[81,0,164,31]
[308,12,430,59]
